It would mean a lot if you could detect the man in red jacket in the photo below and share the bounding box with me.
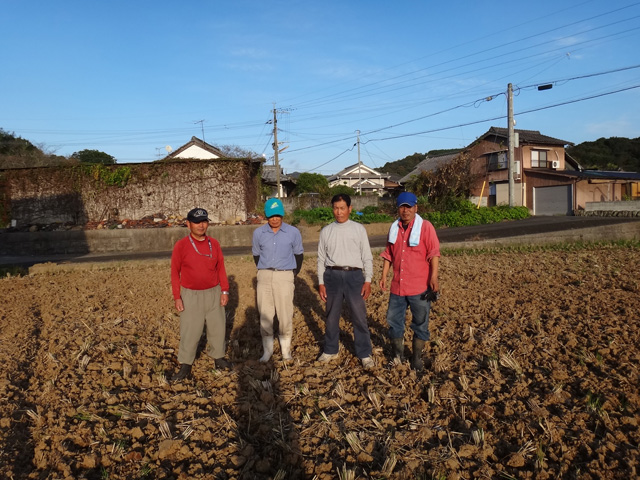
[170,208,231,381]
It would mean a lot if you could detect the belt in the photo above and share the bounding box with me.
[327,266,362,271]
[263,268,293,271]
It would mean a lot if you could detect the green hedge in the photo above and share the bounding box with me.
[425,204,530,228]
[292,199,530,228]
[292,205,393,225]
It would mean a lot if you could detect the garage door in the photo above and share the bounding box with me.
[534,185,572,215]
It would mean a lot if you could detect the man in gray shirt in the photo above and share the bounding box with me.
[317,193,374,369]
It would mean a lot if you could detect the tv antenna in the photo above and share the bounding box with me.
[194,120,206,143]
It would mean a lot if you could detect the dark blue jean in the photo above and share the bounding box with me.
[323,269,372,359]
[386,292,431,341]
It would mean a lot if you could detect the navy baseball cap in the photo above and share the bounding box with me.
[397,192,418,207]
[187,208,210,223]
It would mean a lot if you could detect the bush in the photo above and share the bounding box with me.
[292,205,393,226]
[291,198,530,228]
[329,184,356,197]
[424,203,530,228]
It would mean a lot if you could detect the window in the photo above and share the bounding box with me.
[531,150,548,168]
[487,152,507,170]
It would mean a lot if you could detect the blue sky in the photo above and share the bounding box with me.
[2,0,640,174]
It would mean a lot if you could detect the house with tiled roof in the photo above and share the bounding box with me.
[399,151,463,184]
[261,164,296,198]
[401,126,640,215]
[328,163,391,196]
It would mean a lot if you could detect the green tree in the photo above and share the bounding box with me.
[294,172,329,196]
[567,137,640,172]
[377,149,463,177]
[329,184,356,197]
[71,149,117,165]
[378,152,425,177]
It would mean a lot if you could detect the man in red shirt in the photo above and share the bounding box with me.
[379,192,440,372]
[170,208,231,381]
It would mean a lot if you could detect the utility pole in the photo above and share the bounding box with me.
[272,107,280,198]
[507,83,515,207]
[356,130,361,195]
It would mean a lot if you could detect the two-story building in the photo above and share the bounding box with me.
[328,162,394,196]
[401,127,640,215]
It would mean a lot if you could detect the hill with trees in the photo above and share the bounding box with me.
[0,129,68,169]
[0,129,119,169]
[376,149,463,177]
[377,138,639,177]
[566,137,640,172]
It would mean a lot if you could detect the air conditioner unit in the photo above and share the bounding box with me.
[551,160,560,169]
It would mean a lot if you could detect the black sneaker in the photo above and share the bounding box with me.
[214,358,232,370]
[171,364,192,382]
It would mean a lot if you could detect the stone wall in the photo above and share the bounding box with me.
[2,159,260,227]
[575,200,640,217]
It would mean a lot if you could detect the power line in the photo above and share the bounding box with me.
[285,62,640,156]
[285,5,640,110]
[517,64,640,90]
[363,84,640,144]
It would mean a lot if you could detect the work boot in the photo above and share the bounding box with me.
[391,337,404,362]
[171,364,192,382]
[279,336,293,361]
[259,336,274,363]
[412,338,426,373]
[214,357,232,370]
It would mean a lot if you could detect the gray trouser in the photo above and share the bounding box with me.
[178,286,226,365]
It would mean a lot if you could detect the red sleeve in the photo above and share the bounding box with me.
[171,238,185,300]
[380,242,393,262]
[380,226,393,262]
[212,239,230,292]
[423,221,441,261]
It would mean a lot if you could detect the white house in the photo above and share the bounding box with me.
[328,163,390,196]
[164,136,224,160]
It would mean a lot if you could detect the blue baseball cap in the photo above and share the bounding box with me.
[264,198,285,218]
[397,192,418,207]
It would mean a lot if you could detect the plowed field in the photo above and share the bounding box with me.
[1,244,639,479]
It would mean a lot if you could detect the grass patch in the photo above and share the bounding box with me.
[0,265,28,277]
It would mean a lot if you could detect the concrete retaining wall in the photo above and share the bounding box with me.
[444,221,640,250]
[0,223,393,256]
[2,220,639,258]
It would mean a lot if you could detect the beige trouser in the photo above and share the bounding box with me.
[178,286,226,365]
[256,270,295,338]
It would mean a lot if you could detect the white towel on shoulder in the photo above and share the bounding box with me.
[388,214,423,246]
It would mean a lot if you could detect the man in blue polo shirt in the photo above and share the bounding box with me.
[252,198,304,362]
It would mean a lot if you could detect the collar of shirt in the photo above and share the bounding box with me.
[263,222,291,234]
